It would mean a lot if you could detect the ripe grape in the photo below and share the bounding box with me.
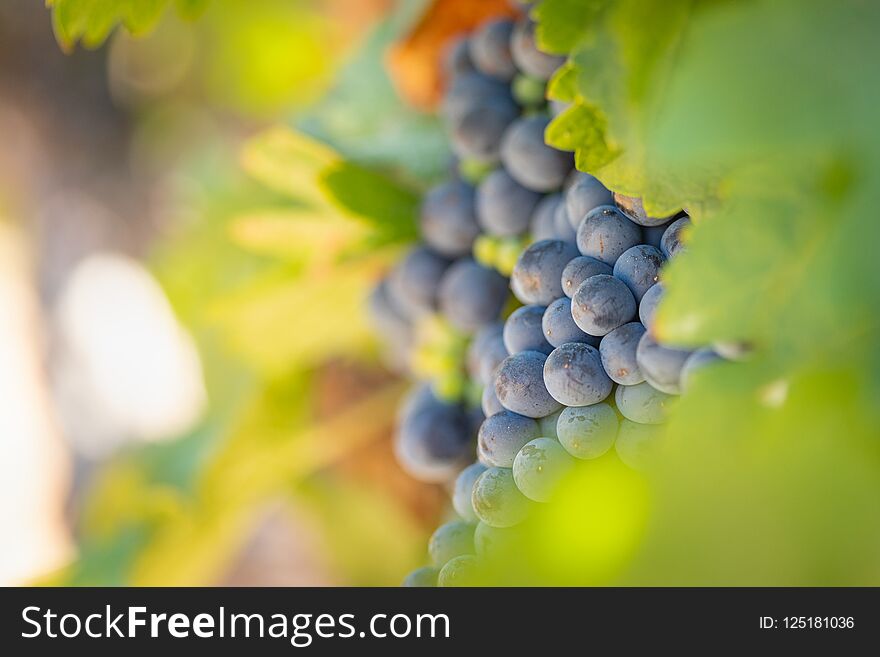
[395,393,473,482]
[560,255,613,298]
[639,282,663,331]
[509,18,565,80]
[388,246,451,318]
[503,304,553,355]
[429,520,475,567]
[635,332,692,394]
[660,216,691,259]
[511,238,580,305]
[552,194,578,243]
[437,554,480,587]
[501,115,573,192]
[530,193,563,241]
[481,384,504,417]
[444,36,475,76]
[538,408,562,440]
[571,273,637,336]
[469,18,517,81]
[556,403,618,459]
[565,172,614,230]
[467,322,504,383]
[512,437,575,502]
[420,179,481,257]
[453,462,488,522]
[612,244,665,302]
[542,297,599,348]
[494,350,562,418]
[442,71,515,125]
[642,221,670,250]
[615,381,672,425]
[576,205,643,265]
[543,342,613,406]
[477,169,541,237]
[438,259,508,332]
[471,467,531,527]
[451,99,520,164]
[599,321,647,385]
[478,409,541,468]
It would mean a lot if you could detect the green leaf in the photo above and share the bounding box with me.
[49,0,209,50]
[546,102,618,172]
[533,0,609,55]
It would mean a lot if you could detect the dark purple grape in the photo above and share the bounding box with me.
[599,321,646,385]
[543,342,613,407]
[542,297,599,348]
[635,332,693,394]
[495,350,562,418]
[469,18,517,81]
[612,244,665,302]
[501,115,573,192]
[503,304,554,355]
[660,216,691,258]
[478,410,541,468]
[571,273,637,336]
[509,17,565,81]
[560,255,613,298]
[613,193,676,227]
[511,239,580,305]
[576,205,643,265]
[477,169,541,237]
[438,259,508,332]
[388,246,451,318]
[565,171,614,230]
[420,179,481,257]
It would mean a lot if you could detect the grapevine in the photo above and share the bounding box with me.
[369,10,731,587]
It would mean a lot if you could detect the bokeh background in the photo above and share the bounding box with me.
[0,0,488,586]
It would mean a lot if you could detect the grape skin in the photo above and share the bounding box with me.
[503,304,554,355]
[420,179,481,257]
[511,239,580,305]
[599,321,647,385]
[565,172,614,230]
[639,282,664,331]
[438,259,508,333]
[556,403,618,460]
[494,350,562,418]
[501,115,573,192]
[530,193,563,241]
[403,566,438,587]
[612,193,674,227]
[481,384,504,417]
[438,554,480,587]
[552,194,578,243]
[467,322,504,384]
[660,216,691,259]
[444,36,475,76]
[478,410,541,468]
[469,18,517,81]
[512,437,574,502]
[477,334,510,386]
[388,246,451,318]
[509,18,565,80]
[543,342,614,407]
[576,205,644,265]
[635,332,693,394]
[642,221,670,250]
[538,408,562,440]
[453,462,488,522]
[615,380,672,425]
[429,520,476,567]
[477,169,542,237]
[560,255,613,298]
[542,297,600,348]
[615,419,662,469]
[472,467,532,528]
[612,244,665,302]
[571,273,637,336]
[442,71,515,126]
[395,394,473,482]
[451,99,520,164]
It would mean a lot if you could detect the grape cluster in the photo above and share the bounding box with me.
[375,14,726,587]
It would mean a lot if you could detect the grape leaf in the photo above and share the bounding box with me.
[49,0,209,50]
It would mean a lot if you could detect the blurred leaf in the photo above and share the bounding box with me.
[49,0,209,50]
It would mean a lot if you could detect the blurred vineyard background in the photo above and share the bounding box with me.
[2,0,879,587]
